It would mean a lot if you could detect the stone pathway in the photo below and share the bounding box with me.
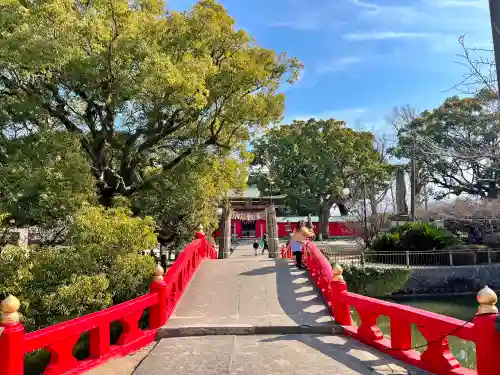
[88,244,430,375]
[159,244,337,337]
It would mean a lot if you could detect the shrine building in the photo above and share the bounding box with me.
[217,186,357,240]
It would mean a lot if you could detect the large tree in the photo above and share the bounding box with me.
[251,119,391,237]
[0,0,301,206]
[132,149,249,246]
[390,94,500,199]
[0,130,96,244]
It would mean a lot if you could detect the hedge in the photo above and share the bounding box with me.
[340,265,411,297]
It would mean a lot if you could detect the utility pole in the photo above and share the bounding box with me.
[424,185,429,212]
[363,182,368,234]
[410,141,416,221]
[489,0,500,93]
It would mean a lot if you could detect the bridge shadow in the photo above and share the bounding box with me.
[241,259,426,374]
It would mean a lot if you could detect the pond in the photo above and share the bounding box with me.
[350,295,478,369]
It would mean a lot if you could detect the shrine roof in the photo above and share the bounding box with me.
[228,185,286,200]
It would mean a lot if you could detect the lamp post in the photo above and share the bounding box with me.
[286,220,291,244]
[263,159,279,258]
[362,184,368,234]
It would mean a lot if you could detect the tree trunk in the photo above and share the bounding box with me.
[337,202,349,216]
[318,204,331,239]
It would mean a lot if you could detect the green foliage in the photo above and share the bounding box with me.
[0,206,156,331]
[109,253,155,303]
[133,151,248,246]
[400,222,459,251]
[0,0,289,245]
[251,119,391,235]
[370,232,401,253]
[0,130,95,228]
[341,265,411,297]
[69,205,157,260]
[42,275,112,324]
[371,222,458,253]
[390,95,500,199]
[0,0,301,205]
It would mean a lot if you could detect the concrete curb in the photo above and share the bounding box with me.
[157,324,343,339]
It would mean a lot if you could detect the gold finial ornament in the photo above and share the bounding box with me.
[477,286,498,314]
[332,264,344,282]
[153,264,164,283]
[1,295,21,324]
[197,224,205,234]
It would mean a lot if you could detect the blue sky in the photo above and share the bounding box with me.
[169,0,492,134]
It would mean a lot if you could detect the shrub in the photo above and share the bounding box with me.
[0,205,158,331]
[341,265,411,297]
[400,222,458,251]
[370,222,459,253]
[41,275,112,325]
[109,253,155,303]
[370,232,401,253]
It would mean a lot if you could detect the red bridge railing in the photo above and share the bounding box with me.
[302,241,499,375]
[0,233,218,375]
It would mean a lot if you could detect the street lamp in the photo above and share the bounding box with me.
[286,220,292,244]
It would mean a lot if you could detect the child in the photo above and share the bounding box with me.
[253,240,260,256]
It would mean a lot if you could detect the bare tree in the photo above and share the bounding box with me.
[453,36,497,98]
[367,133,394,215]
[342,202,391,249]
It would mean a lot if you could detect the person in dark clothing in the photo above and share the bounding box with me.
[261,233,269,255]
[253,240,260,256]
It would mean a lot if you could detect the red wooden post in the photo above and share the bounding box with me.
[89,324,111,358]
[330,264,352,326]
[475,286,499,375]
[390,317,412,350]
[149,265,168,329]
[0,295,24,375]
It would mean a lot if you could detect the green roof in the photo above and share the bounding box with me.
[228,185,286,199]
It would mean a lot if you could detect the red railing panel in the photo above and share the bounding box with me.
[0,234,218,375]
[23,293,158,353]
[301,240,497,375]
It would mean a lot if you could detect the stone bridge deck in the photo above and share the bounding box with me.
[89,245,429,375]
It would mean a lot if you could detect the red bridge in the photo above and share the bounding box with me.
[1,231,498,375]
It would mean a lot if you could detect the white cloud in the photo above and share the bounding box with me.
[316,57,363,73]
[424,0,487,8]
[343,31,434,41]
[348,0,378,10]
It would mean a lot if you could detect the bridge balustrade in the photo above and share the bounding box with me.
[0,233,217,375]
[302,241,499,375]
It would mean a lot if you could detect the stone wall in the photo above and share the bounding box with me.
[396,264,500,295]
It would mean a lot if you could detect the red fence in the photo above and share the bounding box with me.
[301,241,500,375]
[0,233,218,375]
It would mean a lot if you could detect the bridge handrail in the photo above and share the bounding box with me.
[302,241,499,375]
[0,234,218,375]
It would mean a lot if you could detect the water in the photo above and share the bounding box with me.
[350,295,478,369]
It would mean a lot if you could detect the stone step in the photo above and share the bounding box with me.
[157,323,343,338]
[131,335,431,375]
